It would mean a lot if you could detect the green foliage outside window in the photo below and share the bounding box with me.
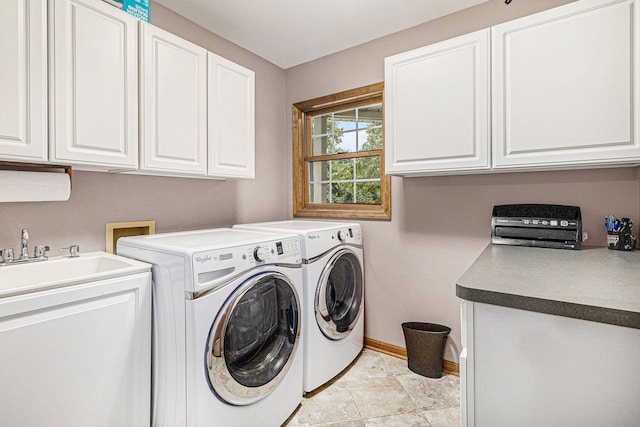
[310,107,382,204]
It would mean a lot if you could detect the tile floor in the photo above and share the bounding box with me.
[283,349,460,427]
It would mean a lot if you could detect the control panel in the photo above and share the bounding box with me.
[301,225,363,260]
[192,237,301,291]
[494,218,579,228]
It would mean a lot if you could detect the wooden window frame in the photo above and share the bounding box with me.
[292,82,391,220]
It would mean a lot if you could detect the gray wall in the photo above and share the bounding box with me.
[284,0,640,362]
[2,0,638,366]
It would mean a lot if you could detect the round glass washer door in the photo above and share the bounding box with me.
[205,272,301,406]
[315,249,363,340]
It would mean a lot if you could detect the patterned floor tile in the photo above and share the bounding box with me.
[423,407,460,427]
[349,376,419,419]
[363,412,432,427]
[396,372,460,411]
[283,349,460,427]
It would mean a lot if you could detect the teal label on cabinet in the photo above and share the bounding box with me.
[122,0,149,22]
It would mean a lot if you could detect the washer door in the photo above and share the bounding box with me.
[206,272,300,406]
[315,249,363,340]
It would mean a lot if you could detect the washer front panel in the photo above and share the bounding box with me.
[193,236,301,295]
[205,272,301,405]
[315,249,363,340]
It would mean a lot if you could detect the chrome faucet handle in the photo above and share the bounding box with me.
[2,248,15,263]
[20,228,29,260]
[60,245,80,258]
[33,245,50,259]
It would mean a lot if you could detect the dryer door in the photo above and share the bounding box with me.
[206,272,300,405]
[315,249,363,340]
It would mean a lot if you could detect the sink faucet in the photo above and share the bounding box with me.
[1,228,49,266]
[20,229,29,260]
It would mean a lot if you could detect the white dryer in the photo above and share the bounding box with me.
[117,228,303,427]
[234,221,364,393]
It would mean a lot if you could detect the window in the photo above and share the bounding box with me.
[292,83,391,219]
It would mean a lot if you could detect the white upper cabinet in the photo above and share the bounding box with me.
[384,29,490,175]
[385,0,640,176]
[49,0,138,169]
[139,23,207,176]
[3,0,255,179]
[0,0,48,163]
[492,0,639,169]
[208,52,255,179]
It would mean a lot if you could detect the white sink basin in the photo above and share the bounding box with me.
[0,251,150,298]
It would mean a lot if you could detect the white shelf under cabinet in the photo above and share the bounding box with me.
[384,29,490,176]
[0,0,48,163]
[492,0,640,169]
[49,0,138,170]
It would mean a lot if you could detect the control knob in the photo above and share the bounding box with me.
[337,230,347,242]
[253,246,267,262]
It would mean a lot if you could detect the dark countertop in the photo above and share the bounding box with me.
[456,245,640,329]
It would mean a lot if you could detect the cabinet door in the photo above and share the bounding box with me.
[140,23,207,176]
[50,0,138,169]
[384,29,490,175]
[492,0,639,169]
[208,52,255,179]
[0,0,47,162]
[0,272,151,426]
[469,302,640,425]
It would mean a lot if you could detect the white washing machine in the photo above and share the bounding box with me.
[234,221,364,393]
[117,228,303,426]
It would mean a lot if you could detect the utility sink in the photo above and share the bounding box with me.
[0,251,150,298]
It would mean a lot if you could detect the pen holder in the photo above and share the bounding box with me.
[607,231,636,251]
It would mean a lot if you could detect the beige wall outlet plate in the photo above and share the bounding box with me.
[106,221,156,254]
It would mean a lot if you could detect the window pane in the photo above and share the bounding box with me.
[355,156,380,179]
[312,115,340,155]
[309,182,329,203]
[331,158,354,180]
[311,135,331,155]
[309,161,330,182]
[333,109,357,132]
[358,104,382,129]
[311,106,383,154]
[358,128,383,151]
[356,182,381,204]
[331,183,354,203]
[338,131,357,153]
[312,129,348,155]
[309,160,355,181]
[312,115,331,136]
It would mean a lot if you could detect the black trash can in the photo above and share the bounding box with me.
[402,322,451,378]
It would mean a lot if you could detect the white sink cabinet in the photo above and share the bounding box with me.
[0,0,48,163]
[49,0,139,170]
[0,253,151,426]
